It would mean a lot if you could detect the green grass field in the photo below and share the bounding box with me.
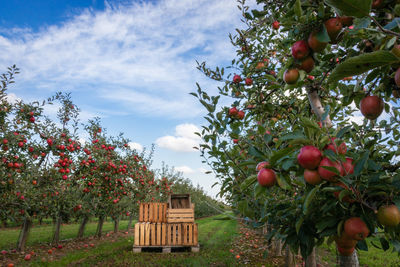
[2,215,400,267]
[28,214,239,267]
[0,219,131,250]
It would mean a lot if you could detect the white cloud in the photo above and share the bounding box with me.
[128,142,143,152]
[0,0,257,119]
[156,123,201,152]
[5,93,20,103]
[174,165,195,174]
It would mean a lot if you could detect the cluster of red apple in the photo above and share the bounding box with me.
[233,74,253,86]
[284,16,353,85]
[298,139,353,185]
[335,217,369,256]
[228,106,245,120]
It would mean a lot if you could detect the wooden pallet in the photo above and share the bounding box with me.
[139,202,167,223]
[166,206,195,223]
[133,222,198,247]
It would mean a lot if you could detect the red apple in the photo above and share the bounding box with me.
[324,18,342,43]
[237,110,245,120]
[245,77,253,86]
[325,138,347,155]
[298,56,315,73]
[272,21,280,30]
[256,161,270,171]
[340,16,354,27]
[337,246,355,256]
[229,107,238,117]
[24,254,31,261]
[297,145,322,169]
[343,158,354,175]
[284,69,299,84]
[344,217,369,240]
[391,44,400,58]
[307,31,328,53]
[395,68,400,87]
[318,157,343,181]
[360,95,384,120]
[291,40,310,60]
[372,0,384,9]
[233,75,242,83]
[304,169,322,185]
[257,168,276,187]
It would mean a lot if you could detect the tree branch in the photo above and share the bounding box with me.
[307,89,332,128]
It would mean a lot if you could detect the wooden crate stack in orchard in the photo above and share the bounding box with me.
[133,194,199,253]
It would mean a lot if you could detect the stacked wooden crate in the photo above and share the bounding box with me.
[133,194,199,253]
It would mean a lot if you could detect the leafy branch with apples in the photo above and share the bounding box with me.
[193,0,400,266]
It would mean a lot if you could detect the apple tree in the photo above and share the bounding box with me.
[193,0,400,266]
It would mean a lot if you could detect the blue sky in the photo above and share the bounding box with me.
[0,0,258,198]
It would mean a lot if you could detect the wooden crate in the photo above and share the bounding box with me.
[139,202,167,223]
[166,204,195,223]
[168,194,191,209]
[133,222,198,247]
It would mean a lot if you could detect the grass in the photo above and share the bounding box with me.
[27,214,240,267]
[0,219,131,250]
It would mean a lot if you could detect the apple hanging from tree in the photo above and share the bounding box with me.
[257,168,276,187]
[360,95,384,120]
[307,31,327,53]
[324,18,343,43]
[272,21,280,30]
[291,40,310,60]
[318,157,343,181]
[344,217,369,240]
[298,56,315,73]
[284,69,299,84]
[297,145,322,169]
[303,169,322,185]
[233,75,242,83]
[377,205,400,227]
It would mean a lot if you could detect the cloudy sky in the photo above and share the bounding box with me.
[0,0,258,198]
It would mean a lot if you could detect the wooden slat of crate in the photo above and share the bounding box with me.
[134,223,140,246]
[139,203,167,223]
[193,223,198,245]
[139,204,144,222]
[167,208,194,223]
[161,223,166,245]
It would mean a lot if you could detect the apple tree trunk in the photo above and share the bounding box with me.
[52,216,62,245]
[127,214,134,230]
[284,245,296,267]
[274,239,282,256]
[16,217,32,252]
[305,247,317,267]
[95,216,105,238]
[77,216,89,239]
[339,250,359,267]
[113,217,119,233]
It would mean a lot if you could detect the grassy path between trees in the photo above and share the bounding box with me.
[2,214,400,266]
[0,219,131,250]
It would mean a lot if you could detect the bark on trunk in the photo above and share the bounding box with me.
[308,90,332,127]
[95,216,105,238]
[339,250,359,267]
[16,218,32,252]
[127,214,133,230]
[284,245,296,267]
[77,216,89,239]
[305,247,317,267]
[274,239,282,256]
[52,216,62,245]
[113,217,119,233]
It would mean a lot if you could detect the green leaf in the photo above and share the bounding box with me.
[336,126,352,138]
[296,217,304,234]
[248,146,265,159]
[270,147,295,165]
[380,237,390,251]
[294,0,302,17]
[255,183,267,198]
[303,187,318,214]
[357,239,368,251]
[240,175,257,191]
[328,51,400,83]
[354,151,369,176]
[321,165,340,175]
[325,0,372,18]
[276,174,292,190]
[354,17,371,29]
[316,25,330,43]
[280,131,306,141]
